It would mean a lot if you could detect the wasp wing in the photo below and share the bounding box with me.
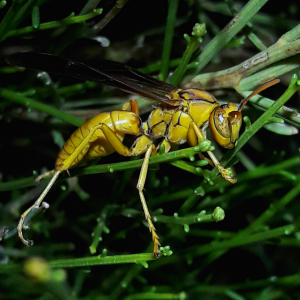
[6,52,71,76]
[66,60,179,106]
[6,52,179,106]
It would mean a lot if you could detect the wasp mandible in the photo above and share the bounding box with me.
[6,52,279,257]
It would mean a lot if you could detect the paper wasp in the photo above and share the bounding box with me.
[6,52,279,257]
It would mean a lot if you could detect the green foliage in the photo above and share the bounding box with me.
[1,0,300,299]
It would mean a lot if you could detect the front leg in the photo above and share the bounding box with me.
[121,99,139,116]
[188,122,237,184]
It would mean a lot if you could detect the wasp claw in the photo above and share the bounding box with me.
[153,250,161,258]
[35,170,55,183]
[41,202,50,210]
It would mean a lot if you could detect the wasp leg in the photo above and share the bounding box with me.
[188,122,237,184]
[121,99,139,116]
[186,127,214,166]
[18,170,61,246]
[99,123,160,257]
[18,123,107,246]
[198,154,215,167]
[35,170,55,183]
[137,144,160,258]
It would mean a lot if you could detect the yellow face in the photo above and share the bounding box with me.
[209,103,242,149]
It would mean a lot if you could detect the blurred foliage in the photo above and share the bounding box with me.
[1,0,300,299]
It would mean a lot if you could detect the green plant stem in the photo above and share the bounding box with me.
[2,150,299,194]
[154,211,220,225]
[159,0,179,81]
[244,182,300,234]
[0,0,36,41]
[31,6,40,29]
[196,155,300,200]
[191,36,300,91]
[224,0,267,51]
[109,260,147,300]
[170,36,198,86]
[0,253,156,272]
[151,189,194,206]
[0,147,201,191]
[280,23,300,43]
[0,1,7,9]
[187,222,299,257]
[194,0,269,74]
[91,0,129,34]
[89,206,112,254]
[195,181,300,270]
[191,272,300,292]
[188,228,234,239]
[0,89,84,127]
[169,160,199,175]
[170,23,205,86]
[247,32,267,51]
[124,292,186,300]
[237,156,300,182]
[139,57,196,74]
[190,24,300,91]
[80,0,101,15]
[6,9,102,37]
[0,176,36,192]
[235,151,256,170]
[176,193,202,216]
[48,253,155,268]
[241,92,300,128]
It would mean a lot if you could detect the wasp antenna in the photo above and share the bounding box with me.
[238,79,280,112]
[228,111,242,125]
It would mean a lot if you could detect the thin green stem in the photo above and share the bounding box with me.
[154,210,221,226]
[0,147,202,191]
[0,89,84,127]
[195,180,300,270]
[247,32,267,51]
[191,37,300,91]
[170,23,206,86]
[80,0,101,15]
[91,0,129,34]
[187,223,297,257]
[48,253,155,268]
[159,0,179,81]
[6,9,103,37]
[194,0,269,74]
[191,272,300,292]
[0,253,156,272]
[109,259,147,300]
[0,0,36,41]
[124,292,186,300]
[238,54,300,92]
[170,36,198,86]
[224,0,267,51]
[242,181,300,235]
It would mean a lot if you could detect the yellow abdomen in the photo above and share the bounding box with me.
[55,112,125,171]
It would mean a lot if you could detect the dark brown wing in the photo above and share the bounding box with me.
[6,52,179,106]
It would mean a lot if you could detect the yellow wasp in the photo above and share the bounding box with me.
[7,52,278,257]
